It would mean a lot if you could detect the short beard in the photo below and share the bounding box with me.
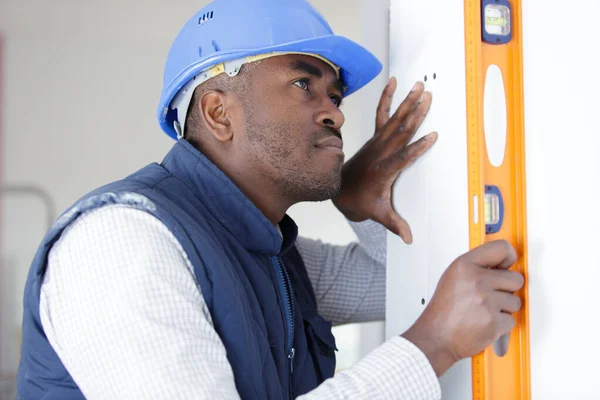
[243,108,343,203]
[278,165,342,202]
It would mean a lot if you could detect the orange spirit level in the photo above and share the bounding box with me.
[464,0,531,398]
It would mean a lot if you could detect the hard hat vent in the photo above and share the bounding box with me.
[199,11,214,25]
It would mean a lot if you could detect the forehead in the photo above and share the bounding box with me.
[258,54,341,83]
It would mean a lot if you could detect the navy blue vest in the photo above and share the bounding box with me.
[17,140,337,399]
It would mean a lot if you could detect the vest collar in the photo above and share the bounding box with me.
[161,140,298,255]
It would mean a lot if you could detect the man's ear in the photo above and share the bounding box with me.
[199,91,233,142]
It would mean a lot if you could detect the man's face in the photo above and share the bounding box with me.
[238,54,346,203]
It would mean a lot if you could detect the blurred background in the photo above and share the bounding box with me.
[0,0,389,397]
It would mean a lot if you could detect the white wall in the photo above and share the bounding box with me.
[385,0,472,396]
[522,0,600,398]
[386,0,600,398]
[0,0,389,382]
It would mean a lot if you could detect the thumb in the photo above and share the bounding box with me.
[382,210,413,244]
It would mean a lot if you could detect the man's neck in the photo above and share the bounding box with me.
[227,168,292,224]
[200,146,293,225]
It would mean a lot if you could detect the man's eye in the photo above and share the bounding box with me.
[293,79,309,91]
[330,95,342,107]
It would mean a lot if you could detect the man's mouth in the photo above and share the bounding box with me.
[315,135,343,150]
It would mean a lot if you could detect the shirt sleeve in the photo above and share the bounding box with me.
[297,336,441,400]
[40,205,241,399]
[295,218,388,325]
[40,205,440,400]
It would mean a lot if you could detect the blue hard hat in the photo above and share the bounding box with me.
[157,0,383,139]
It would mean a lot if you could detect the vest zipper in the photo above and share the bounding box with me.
[272,256,296,398]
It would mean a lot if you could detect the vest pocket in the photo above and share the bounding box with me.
[303,315,338,381]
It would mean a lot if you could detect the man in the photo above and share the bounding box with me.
[17,0,524,399]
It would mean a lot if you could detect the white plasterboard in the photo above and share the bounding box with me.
[387,0,600,398]
[523,0,600,398]
[386,0,471,398]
